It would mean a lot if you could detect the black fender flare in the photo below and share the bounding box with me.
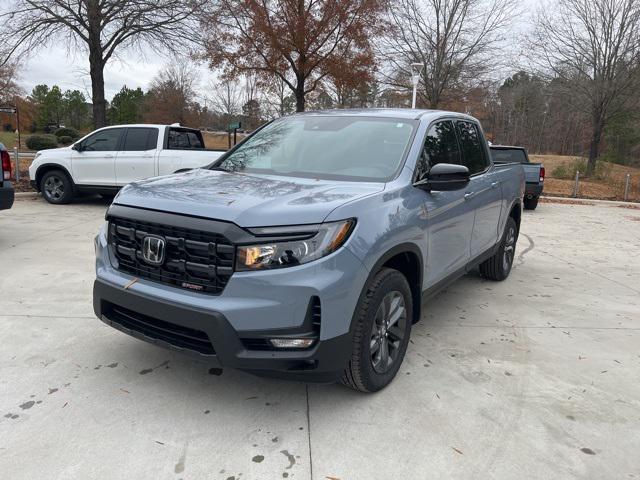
[350,242,424,329]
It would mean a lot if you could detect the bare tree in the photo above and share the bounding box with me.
[263,78,295,118]
[0,0,204,128]
[0,61,22,104]
[201,0,387,112]
[145,61,200,125]
[208,81,242,121]
[381,0,516,109]
[530,0,640,176]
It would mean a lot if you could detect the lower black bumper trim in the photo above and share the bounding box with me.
[525,183,543,197]
[93,279,353,381]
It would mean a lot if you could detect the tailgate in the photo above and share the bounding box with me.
[522,163,542,184]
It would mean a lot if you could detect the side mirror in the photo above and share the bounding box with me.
[72,143,82,152]
[414,163,470,191]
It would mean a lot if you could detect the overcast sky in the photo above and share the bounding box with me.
[19,46,215,101]
[17,0,541,102]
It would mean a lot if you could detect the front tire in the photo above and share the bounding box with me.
[341,268,412,393]
[40,170,74,204]
[479,217,518,281]
[523,196,539,210]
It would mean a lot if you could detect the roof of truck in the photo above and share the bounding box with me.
[96,124,197,130]
[295,108,477,121]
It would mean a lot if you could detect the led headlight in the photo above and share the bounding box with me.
[236,219,356,271]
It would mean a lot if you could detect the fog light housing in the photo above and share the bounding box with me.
[269,338,315,349]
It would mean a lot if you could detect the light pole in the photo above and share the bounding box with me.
[410,62,424,109]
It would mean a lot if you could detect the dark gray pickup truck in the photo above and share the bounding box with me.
[490,145,544,210]
[1,143,15,211]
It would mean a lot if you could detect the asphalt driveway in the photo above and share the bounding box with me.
[1,196,639,479]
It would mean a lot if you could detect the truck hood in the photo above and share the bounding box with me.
[114,168,384,226]
[37,146,73,156]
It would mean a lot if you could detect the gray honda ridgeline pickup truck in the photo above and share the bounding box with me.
[94,109,525,392]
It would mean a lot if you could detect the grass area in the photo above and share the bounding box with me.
[202,131,247,150]
[531,154,640,202]
[0,131,17,149]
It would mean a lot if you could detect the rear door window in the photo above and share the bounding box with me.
[123,128,159,151]
[168,129,204,149]
[456,121,489,175]
[186,131,203,148]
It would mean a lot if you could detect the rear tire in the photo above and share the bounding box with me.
[341,268,412,393]
[40,170,74,204]
[479,217,518,281]
[523,196,539,210]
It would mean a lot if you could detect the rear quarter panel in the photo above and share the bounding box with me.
[494,163,525,232]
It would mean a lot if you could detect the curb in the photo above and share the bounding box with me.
[541,195,640,206]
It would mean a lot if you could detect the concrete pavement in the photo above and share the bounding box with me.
[1,196,639,479]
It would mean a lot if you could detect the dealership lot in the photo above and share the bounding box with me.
[1,196,639,480]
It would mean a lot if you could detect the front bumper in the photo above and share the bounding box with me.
[0,182,15,210]
[93,225,369,381]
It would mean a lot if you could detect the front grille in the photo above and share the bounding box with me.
[106,303,215,355]
[108,217,235,295]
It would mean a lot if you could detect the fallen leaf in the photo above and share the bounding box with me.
[452,447,464,455]
[120,388,130,394]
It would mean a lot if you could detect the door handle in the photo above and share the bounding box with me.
[491,181,500,189]
[464,192,474,200]
[104,155,114,159]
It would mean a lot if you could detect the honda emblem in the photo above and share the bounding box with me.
[142,236,166,265]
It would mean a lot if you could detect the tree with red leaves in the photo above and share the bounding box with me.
[202,0,387,112]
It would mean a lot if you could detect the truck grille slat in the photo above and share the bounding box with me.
[108,217,235,295]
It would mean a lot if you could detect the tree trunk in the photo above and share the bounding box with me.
[587,115,604,177]
[295,78,306,112]
[89,58,107,128]
[87,0,106,128]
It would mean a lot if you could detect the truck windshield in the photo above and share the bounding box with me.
[212,116,417,181]
[490,148,528,163]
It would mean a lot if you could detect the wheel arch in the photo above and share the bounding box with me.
[364,243,424,324]
[508,198,522,238]
[34,163,74,191]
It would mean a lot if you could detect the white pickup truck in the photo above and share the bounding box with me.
[28,124,225,204]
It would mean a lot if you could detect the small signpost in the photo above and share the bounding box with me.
[0,105,21,180]
[228,121,241,149]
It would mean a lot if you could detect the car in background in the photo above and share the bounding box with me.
[490,145,544,210]
[1,143,15,211]
[28,124,225,204]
